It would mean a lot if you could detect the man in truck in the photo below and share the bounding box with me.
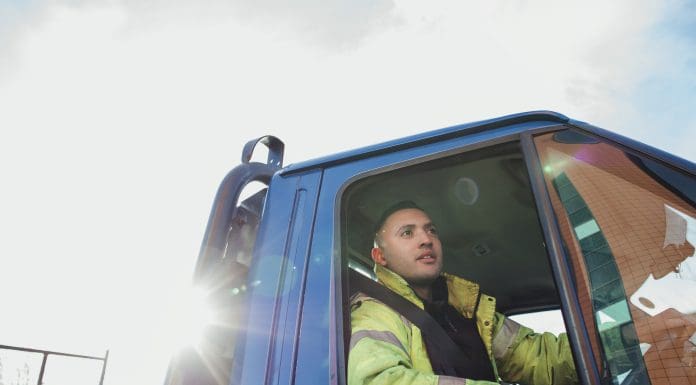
[348,201,578,385]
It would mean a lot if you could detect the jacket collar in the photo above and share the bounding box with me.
[374,264,481,316]
[374,264,417,302]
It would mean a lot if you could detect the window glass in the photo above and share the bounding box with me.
[534,130,696,385]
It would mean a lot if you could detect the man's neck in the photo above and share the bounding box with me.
[412,285,432,303]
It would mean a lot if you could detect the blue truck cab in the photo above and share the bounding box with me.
[166,112,696,385]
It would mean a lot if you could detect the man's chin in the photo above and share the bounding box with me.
[408,274,440,288]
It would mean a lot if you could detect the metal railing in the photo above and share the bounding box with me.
[0,344,109,385]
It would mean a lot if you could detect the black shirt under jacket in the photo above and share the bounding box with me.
[419,276,497,381]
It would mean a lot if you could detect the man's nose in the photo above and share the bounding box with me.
[417,230,434,247]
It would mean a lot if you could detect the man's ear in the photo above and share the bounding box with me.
[371,247,387,266]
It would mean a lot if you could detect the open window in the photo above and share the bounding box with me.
[340,139,575,372]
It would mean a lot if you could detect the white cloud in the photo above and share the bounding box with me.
[0,1,694,384]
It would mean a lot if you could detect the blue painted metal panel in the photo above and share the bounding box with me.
[233,170,321,385]
[234,172,296,385]
[233,111,695,385]
[268,170,323,385]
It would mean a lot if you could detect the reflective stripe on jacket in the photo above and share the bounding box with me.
[348,265,578,385]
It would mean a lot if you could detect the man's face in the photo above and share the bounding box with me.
[372,208,443,287]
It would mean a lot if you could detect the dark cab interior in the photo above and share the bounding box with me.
[341,141,559,316]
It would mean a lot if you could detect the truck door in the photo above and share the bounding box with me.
[288,114,575,384]
[293,115,694,385]
[172,115,694,385]
[529,128,696,385]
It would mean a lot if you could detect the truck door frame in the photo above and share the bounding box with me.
[294,116,601,385]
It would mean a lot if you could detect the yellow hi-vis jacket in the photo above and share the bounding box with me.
[348,265,578,385]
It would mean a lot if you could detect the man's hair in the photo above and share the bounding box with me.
[373,200,424,248]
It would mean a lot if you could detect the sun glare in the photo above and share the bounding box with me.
[163,285,216,354]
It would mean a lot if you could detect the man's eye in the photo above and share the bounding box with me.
[428,227,437,234]
[400,230,412,237]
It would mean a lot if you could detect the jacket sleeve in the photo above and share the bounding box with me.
[348,297,497,385]
[492,312,578,385]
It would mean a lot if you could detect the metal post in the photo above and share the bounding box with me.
[98,350,109,385]
[0,344,108,385]
[36,353,48,385]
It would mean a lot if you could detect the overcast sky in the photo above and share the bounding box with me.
[0,1,694,384]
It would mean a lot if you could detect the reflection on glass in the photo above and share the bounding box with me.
[596,300,632,333]
[630,205,696,316]
[551,171,648,385]
[534,129,696,385]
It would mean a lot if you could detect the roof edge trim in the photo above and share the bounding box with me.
[280,110,569,175]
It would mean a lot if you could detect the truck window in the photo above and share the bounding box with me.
[534,130,696,385]
[341,140,576,374]
[510,309,567,335]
